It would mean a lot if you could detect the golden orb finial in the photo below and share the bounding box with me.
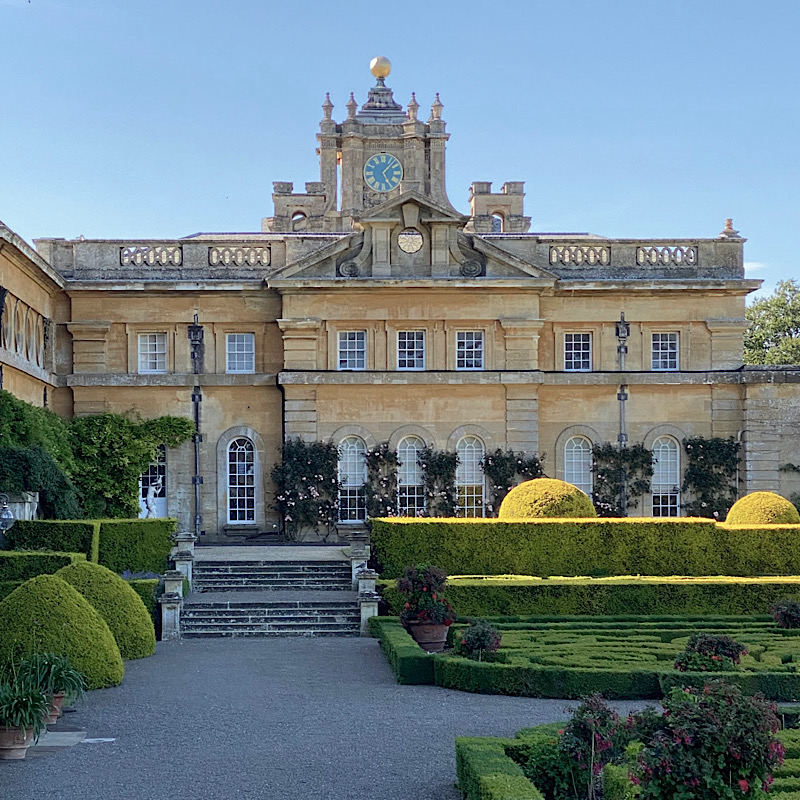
[370,56,391,79]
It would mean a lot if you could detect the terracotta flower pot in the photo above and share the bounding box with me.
[406,621,449,652]
[0,726,35,760]
[43,693,66,725]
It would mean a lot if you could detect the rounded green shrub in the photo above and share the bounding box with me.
[55,561,155,659]
[725,491,800,525]
[0,574,124,689]
[498,478,597,519]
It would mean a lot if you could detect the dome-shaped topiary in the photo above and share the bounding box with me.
[725,491,800,525]
[55,561,155,660]
[498,477,597,519]
[0,574,124,689]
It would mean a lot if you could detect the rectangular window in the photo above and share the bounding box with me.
[652,493,680,517]
[651,332,679,371]
[226,333,255,373]
[138,333,167,373]
[456,331,484,370]
[564,333,592,371]
[397,331,425,370]
[338,331,366,370]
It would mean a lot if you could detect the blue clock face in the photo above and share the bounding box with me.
[363,153,403,193]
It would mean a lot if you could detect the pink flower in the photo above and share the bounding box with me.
[738,779,749,793]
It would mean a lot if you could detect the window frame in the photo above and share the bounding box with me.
[651,435,681,517]
[338,436,367,523]
[651,332,680,371]
[397,436,426,517]
[564,332,593,372]
[456,330,485,371]
[337,330,367,371]
[137,332,168,374]
[397,330,426,371]
[225,332,256,374]
[564,436,593,497]
[227,436,257,524]
[456,435,486,518]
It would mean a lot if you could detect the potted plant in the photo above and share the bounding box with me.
[0,677,50,760]
[17,654,87,724]
[397,564,456,652]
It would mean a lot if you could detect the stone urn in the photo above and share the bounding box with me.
[0,726,35,760]
[406,621,450,652]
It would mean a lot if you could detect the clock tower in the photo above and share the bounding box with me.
[265,57,458,232]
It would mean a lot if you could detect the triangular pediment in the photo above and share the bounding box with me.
[354,189,468,225]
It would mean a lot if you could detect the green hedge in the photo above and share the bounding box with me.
[368,617,435,684]
[657,670,800,702]
[129,579,159,625]
[0,550,86,582]
[380,577,800,617]
[6,521,100,562]
[56,561,156,659]
[436,657,662,700]
[97,518,177,574]
[455,737,544,800]
[371,518,800,578]
[6,518,177,573]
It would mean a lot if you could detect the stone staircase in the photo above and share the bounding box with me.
[181,547,360,638]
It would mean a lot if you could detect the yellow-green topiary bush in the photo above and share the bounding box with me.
[725,491,800,525]
[0,574,124,689]
[498,478,597,519]
[55,561,156,659]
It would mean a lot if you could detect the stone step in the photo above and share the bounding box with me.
[183,617,359,629]
[194,560,350,570]
[181,627,360,638]
[193,580,352,592]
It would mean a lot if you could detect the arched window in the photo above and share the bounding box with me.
[491,213,504,233]
[456,435,485,518]
[139,444,167,519]
[291,211,308,232]
[652,436,680,517]
[564,436,593,497]
[397,436,425,516]
[338,436,367,523]
[228,437,256,523]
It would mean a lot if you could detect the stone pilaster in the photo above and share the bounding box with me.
[505,385,539,455]
[706,318,748,370]
[743,383,781,492]
[284,386,317,442]
[278,318,321,370]
[500,319,545,371]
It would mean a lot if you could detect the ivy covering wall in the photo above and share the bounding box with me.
[0,390,194,519]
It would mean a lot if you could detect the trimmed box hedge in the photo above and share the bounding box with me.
[380,576,800,618]
[6,520,100,563]
[455,737,544,800]
[368,616,435,684]
[0,550,86,582]
[5,517,177,574]
[371,517,800,579]
[97,518,177,574]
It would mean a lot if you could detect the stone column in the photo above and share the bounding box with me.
[349,530,370,589]
[171,531,196,589]
[357,568,379,637]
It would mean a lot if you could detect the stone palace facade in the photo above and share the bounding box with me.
[1,59,798,541]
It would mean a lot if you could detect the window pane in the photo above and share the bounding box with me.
[398,331,425,370]
[564,333,592,371]
[338,436,366,522]
[397,436,425,516]
[138,333,167,373]
[652,436,680,517]
[652,332,679,371]
[457,331,484,370]
[226,333,255,373]
[338,330,366,370]
[456,435,485,518]
[564,436,593,496]
[228,437,256,523]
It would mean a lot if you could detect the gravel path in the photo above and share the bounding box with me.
[3,637,646,800]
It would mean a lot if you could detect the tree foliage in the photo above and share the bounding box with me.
[364,442,399,519]
[481,448,544,514]
[745,279,800,365]
[418,447,459,517]
[681,436,740,518]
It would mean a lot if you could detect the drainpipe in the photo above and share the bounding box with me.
[615,313,631,515]
[188,315,205,539]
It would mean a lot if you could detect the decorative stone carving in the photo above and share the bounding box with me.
[120,245,183,267]
[459,259,483,277]
[338,261,360,277]
[636,245,698,267]
[208,246,271,267]
[549,245,611,266]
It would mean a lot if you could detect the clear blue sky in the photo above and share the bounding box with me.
[2,0,798,298]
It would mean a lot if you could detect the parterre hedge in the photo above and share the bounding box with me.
[0,550,86,582]
[370,517,800,578]
[455,737,544,800]
[368,616,435,684]
[380,576,800,617]
[5,518,177,574]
